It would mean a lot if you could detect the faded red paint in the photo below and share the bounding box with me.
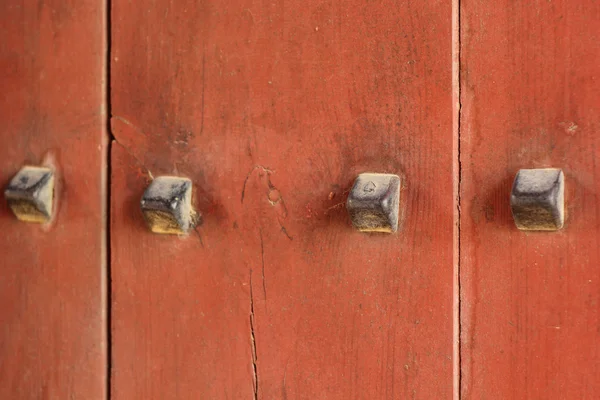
[0,0,107,399]
[110,0,455,398]
[460,0,600,398]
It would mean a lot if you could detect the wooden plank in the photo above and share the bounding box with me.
[111,0,455,398]
[0,1,107,399]
[460,0,600,398]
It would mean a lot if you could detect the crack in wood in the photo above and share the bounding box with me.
[249,270,259,400]
[241,165,293,241]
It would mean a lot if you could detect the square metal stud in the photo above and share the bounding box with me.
[510,168,564,231]
[5,166,55,223]
[140,176,195,234]
[347,173,400,233]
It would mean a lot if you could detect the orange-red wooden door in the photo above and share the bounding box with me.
[460,0,600,398]
[109,0,456,398]
[2,0,600,399]
[0,0,107,399]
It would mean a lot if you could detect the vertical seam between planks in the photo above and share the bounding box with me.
[452,0,462,399]
[104,0,115,397]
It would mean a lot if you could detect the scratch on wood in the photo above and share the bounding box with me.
[324,201,346,214]
[282,358,289,400]
[241,165,293,240]
[279,224,293,241]
[193,225,205,248]
[112,140,153,179]
[241,165,274,204]
[112,115,149,138]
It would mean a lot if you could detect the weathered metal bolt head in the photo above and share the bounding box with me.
[5,166,55,223]
[140,176,196,234]
[510,168,564,231]
[347,173,400,233]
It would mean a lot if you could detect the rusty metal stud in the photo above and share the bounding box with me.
[5,166,55,223]
[510,168,564,231]
[347,173,400,233]
[140,176,197,235]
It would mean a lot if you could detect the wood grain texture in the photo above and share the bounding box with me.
[460,0,600,398]
[0,0,107,399]
[111,0,455,398]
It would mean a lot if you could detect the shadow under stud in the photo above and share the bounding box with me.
[140,176,198,234]
[510,168,564,231]
[347,173,400,233]
[5,166,55,223]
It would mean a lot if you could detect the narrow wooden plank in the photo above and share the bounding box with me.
[0,1,107,399]
[460,0,600,398]
[111,0,455,398]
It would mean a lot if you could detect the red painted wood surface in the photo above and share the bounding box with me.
[111,0,455,398]
[0,1,107,399]
[460,0,600,398]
